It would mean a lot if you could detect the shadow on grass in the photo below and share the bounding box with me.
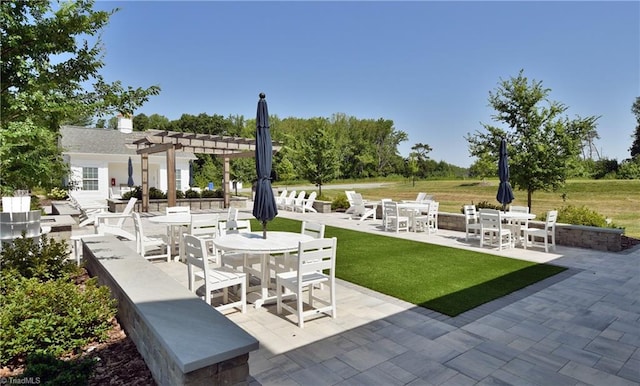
[419,264,567,317]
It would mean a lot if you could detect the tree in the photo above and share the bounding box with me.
[630,97,640,159]
[0,0,160,191]
[296,123,340,196]
[466,70,598,210]
[0,120,67,192]
[411,142,433,178]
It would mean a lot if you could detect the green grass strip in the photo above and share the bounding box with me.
[251,217,566,317]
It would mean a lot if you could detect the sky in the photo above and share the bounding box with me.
[93,1,639,168]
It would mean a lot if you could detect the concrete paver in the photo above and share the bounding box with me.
[70,205,640,385]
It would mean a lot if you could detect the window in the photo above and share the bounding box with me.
[176,171,182,191]
[82,167,99,191]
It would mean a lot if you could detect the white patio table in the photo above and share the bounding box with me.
[397,202,431,231]
[148,213,192,257]
[215,231,314,308]
[499,211,536,246]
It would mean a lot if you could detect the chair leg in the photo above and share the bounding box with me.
[297,291,304,328]
[276,279,283,314]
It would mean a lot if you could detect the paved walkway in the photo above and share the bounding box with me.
[73,207,640,385]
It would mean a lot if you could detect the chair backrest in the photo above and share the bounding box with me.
[479,209,502,230]
[294,191,306,205]
[301,221,325,239]
[276,189,288,203]
[464,205,478,223]
[183,234,211,288]
[190,213,219,238]
[416,192,427,202]
[345,191,356,206]
[545,210,558,230]
[227,207,239,222]
[295,237,337,282]
[383,200,399,217]
[428,201,439,217]
[166,206,190,215]
[0,210,42,239]
[132,212,145,252]
[285,190,297,204]
[304,191,317,209]
[115,197,138,227]
[509,205,529,213]
[219,219,251,235]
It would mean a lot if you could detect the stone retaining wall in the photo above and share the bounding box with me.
[82,235,258,385]
[437,212,624,252]
[108,197,248,213]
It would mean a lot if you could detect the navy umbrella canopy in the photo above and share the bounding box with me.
[127,157,135,187]
[189,160,195,187]
[252,93,278,239]
[496,137,515,210]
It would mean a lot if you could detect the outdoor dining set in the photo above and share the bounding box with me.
[345,190,557,253]
[69,198,337,328]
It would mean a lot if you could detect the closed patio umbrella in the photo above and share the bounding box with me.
[189,160,195,187]
[252,93,278,239]
[496,137,514,210]
[127,157,135,187]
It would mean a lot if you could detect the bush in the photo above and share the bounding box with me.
[0,276,116,364]
[0,235,75,282]
[23,352,97,385]
[148,187,166,199]
[122,186,142,200]
[557,205,609,228]
[47,187,68,200]
[176,190,185,199]
[331,193,349,211]
[201,189,222,198]
[185,189,201,199]
[473,200,503,211]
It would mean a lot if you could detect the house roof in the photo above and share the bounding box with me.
[60,126,150,156]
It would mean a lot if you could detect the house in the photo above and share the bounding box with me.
[59,124,195,201]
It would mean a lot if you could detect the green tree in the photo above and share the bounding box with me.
[411,142,433,178]
[630,97,640,159]
[0,120,67,191]
[230,158,255,195]
[0,0,160,191]
[296,124,340,196]
[406,153,419,186]
[466,70,598,210]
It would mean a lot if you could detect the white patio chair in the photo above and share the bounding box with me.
[286,190,305,211]
[382,201,409,233]
[132,212,170,262]
[2,196,31,213]
[508,205,530,244]
[165,206,190,251]
[278,190,296,210]
[280,221,327,272]
[184,234,246,313]
[276,237,337,328]
[426,201,439,234]
[275,190,288,208]
[479,209,512,250]
[523,210,558,252]
[295,191,317,213]
[349,193,377,222]
[344,190,357,214]
[463,204,482,241]
[227,207,239,222]
[179,213,220,263]
[93,197,137,241]
[219,220,261,287]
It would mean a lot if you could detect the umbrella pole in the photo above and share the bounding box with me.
[262,221,267,239]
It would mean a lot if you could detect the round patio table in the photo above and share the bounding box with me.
[215,231,314,308]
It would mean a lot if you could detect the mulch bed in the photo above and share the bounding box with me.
[621,235,640,250]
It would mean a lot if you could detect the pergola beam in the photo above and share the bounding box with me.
[129,130,281,212]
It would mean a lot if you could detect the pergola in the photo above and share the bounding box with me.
[129,130,281,212]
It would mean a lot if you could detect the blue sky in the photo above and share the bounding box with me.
[94,1,639,168]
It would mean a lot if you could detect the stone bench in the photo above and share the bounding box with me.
[82,235,259,385]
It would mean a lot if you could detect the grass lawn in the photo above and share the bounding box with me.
[251,217,566,317]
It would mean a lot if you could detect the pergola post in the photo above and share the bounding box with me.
[166,145,176,207]
[223,156,230,208]
[141,154,149,212]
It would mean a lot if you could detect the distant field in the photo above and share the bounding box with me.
[315,179,640,239]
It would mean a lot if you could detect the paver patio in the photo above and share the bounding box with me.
[71,205,640,385]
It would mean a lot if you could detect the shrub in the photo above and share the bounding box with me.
[557,205,609,227]
[201,189,222,198]
[176,190,185,199]
[473,200,503,211]
[0,276,116,364]
[47,187,68,200]
[122,186,142,200]
[0,235,75,282]
[23,353,97,385]
[185,189,201,199]
[331,193,349,211]
[148,187,166,199]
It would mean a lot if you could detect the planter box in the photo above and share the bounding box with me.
[312,200,332,213]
